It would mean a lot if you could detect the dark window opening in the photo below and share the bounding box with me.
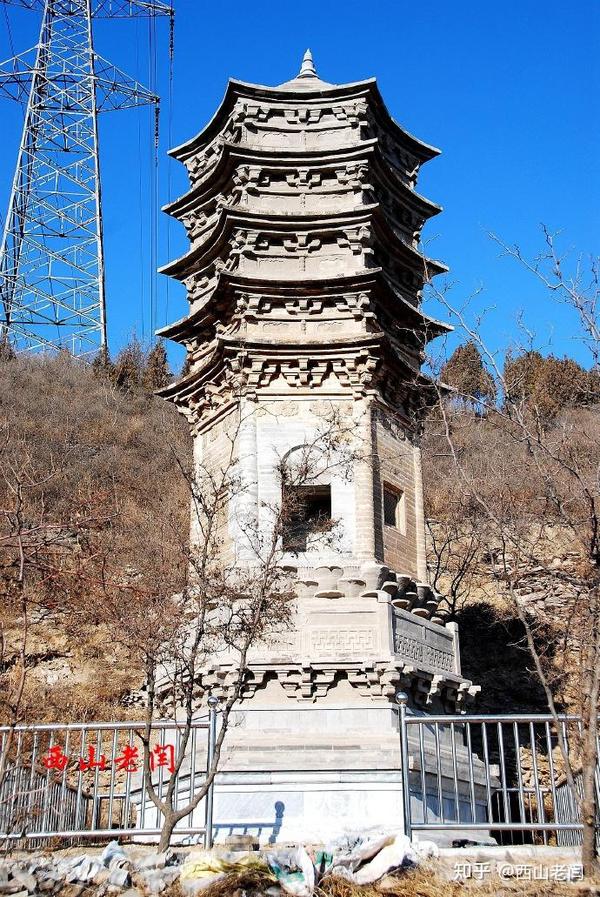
[282,485,331,552]
[383,484,404,530]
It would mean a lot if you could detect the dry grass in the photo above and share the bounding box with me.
[196,867,276,897]
[195,865,600,897]
[318,868,556,896]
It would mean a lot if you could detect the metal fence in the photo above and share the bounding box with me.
[2,704,598,849]
[0,710,217,846]
[397,700,600,846]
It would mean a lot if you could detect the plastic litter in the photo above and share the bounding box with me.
[180,830,420,896]
[180,850,273,893]
[327,830,417,885]
[266,846,315,897]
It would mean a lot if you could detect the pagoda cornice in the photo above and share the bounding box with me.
[159,203,446,286]
[168,329,429,392]
[367,204,447,276]
[159,206,374,282]
[157,330,389,403]
[163,140,441,225]
[157,269,450,344]
[164,141,379,218]
[224,268,450,333]
[157,336,432,438]
[169,78,439,167]
[217,331,385,352]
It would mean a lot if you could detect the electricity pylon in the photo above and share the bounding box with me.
[0,0,173,356]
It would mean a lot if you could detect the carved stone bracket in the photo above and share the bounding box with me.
[178,659,475,710]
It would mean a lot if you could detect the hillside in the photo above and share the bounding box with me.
[0,350,191,723]
[1,349,597,723]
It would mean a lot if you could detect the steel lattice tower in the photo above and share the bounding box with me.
[0,0,172,356]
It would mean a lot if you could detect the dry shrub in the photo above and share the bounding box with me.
[0,352,191,724]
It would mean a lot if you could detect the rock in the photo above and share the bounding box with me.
[120,890,143,897]
[142,868,179,894]
[134,853,167,871]
[59,886,87,897]
[101,840,128,869]
[10,873,36,894]
[0,884,28,896]
[66,856,101,883]
[143,874,167,894]
[109,868,132,889]
[223,834,259,852]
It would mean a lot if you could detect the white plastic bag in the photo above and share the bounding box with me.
[267,846,315,897]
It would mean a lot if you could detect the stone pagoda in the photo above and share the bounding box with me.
[158,51,479,841]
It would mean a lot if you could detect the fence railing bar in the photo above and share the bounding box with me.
[497,722,510,824]
[26,731,39,837]
[0,722,210,734]
[411,822,585,832]
[139,730,147,832]
[404,714,580,725]
[124,728,134,833]
[433,722,443,821]
[73,728,86,834]
[188,724,197,829]
[1,825,208,840]
[450,721,460,824]
[57,728,71,834]
[39,729,53,838]
[529,721,546,843]
[481,721,493,824]
[174,725,181,814]
[418,723,427,826]
[90,729,102,832]
[157,733,165,810]
[466,721,476,824]
[107,728,118,831]
[204,701,218,849]
[545,721,559,828]
[513,721,526,825]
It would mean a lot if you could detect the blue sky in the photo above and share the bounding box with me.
[0,0,598,370]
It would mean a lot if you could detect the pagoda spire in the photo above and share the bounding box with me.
[297,48,317,79]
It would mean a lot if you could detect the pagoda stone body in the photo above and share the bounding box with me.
[159,52,480,842]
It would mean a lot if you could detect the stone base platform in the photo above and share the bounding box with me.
[135,703,493,846]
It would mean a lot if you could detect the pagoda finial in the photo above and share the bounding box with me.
[298,48,317,79]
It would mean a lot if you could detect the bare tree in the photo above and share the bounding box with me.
[425,515,485,619]
[0,431,113,833]
[424,228,600,875]
[90,405,359,849]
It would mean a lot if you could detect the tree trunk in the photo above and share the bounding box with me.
[158,811,177,852]
[580,714,600,875]
[580,620,600,877]
[581,759,599,875]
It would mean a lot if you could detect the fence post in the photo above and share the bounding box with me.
[396,690,412,842]
[204,696,219,849]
